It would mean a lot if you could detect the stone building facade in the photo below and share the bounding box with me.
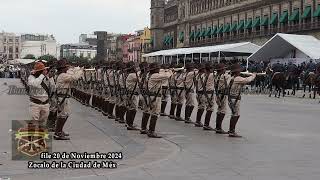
[150,0,320,50]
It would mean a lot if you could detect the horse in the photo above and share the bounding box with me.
[285,69,301,96]
[269,72,286,98]
[301,72,317,99]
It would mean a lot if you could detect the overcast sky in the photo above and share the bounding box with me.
[0,0,150,44]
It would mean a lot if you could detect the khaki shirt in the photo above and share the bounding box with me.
[215,73,231,94]
[228,74,256,97]
[118,71,126,88]
[28,74,50,102]
[205,73,215,91]
[174,71,185,88]
[195,73,206,92]
[183,70,198,90]
[148,70,173,93]
[126,72,140,92]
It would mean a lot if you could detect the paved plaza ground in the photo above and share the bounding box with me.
[0,78,320,180]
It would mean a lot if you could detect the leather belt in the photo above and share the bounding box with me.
[30,97,49,105]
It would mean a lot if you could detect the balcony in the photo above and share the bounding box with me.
[189,20,320,47]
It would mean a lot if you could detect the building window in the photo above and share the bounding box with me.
[16,54,19,58]
[9,47,13,53]
[15,47,19,52]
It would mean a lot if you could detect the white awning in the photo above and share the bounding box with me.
[143,42,260,57]
[248,33,320,62]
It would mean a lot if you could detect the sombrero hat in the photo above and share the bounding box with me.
[31,62,49,74]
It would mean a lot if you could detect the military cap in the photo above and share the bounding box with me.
[215,63,226,71]
[230,63,243,73]
[149,62,161,71]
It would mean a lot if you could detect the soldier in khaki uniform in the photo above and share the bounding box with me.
[173,64,186,121]
[182,63,198,124]
[55,59,83,140]
[138,62,151,134]
[115,62,127,124]
[168,64,184,119]
[28,62,51,125]
[125,62,140,130]
[107,62,117,119]
[228,64,256,138]
[102,63,112,116]
[160,64,170,116]
[142,63,172,138]
[194,63,215,130]
[214,63,230,134]
[194,64,206,127]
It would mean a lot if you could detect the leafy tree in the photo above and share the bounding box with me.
[23,54,36,59]
[38,54,56,62]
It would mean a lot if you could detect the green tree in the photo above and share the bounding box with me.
[38,54,56,62]
[23,54,36,59]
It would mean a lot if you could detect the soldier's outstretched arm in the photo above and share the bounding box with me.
[237,74,256,84]
[63,67,84,83]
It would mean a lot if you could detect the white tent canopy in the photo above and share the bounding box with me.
[248,33,320,62]
[143,42,260,57]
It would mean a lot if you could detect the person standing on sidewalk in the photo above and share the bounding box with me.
[54,59,83,140]
[28,62,51,126]
[227,64,256,138]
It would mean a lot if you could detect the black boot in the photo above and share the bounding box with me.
[118,106,126,124]
[175,104,184,121]
[194,109,204,127]
[140,112,150,134]
[215,113,228,134]
[102,100,109,116]
[126,109,139,131]
[203,111,214,131]
[148,115,162,138]
[228,116,242,138]
[169,103,176,119]
[108,103,115,119]
[185,105,194,124]
[46,111,57,132]
[160,101,167,116]
[54,117,70,140]
[115,105,120,122]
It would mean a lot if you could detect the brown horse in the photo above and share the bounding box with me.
[302,72,316,99]
[269,72,286,98]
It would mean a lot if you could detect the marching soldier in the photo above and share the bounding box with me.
[168,64,184,120]
[142,62,172,138]
[182,63,198,124]
[160,64,170,116]
[173,64,185,121]
[28,62,51,126]
[107,62,117,119]
[138,62,151,134]
[227,64,256,138]
[46,66,58,132]
[125,61,140,130]
[54,59,83,140]
[214,63,230,134]
[102,62,112,117]
[194,64,206,127]
[115,62,127,123]
[202,63,216,130]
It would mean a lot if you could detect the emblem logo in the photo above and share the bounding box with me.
[12,120,52,160]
